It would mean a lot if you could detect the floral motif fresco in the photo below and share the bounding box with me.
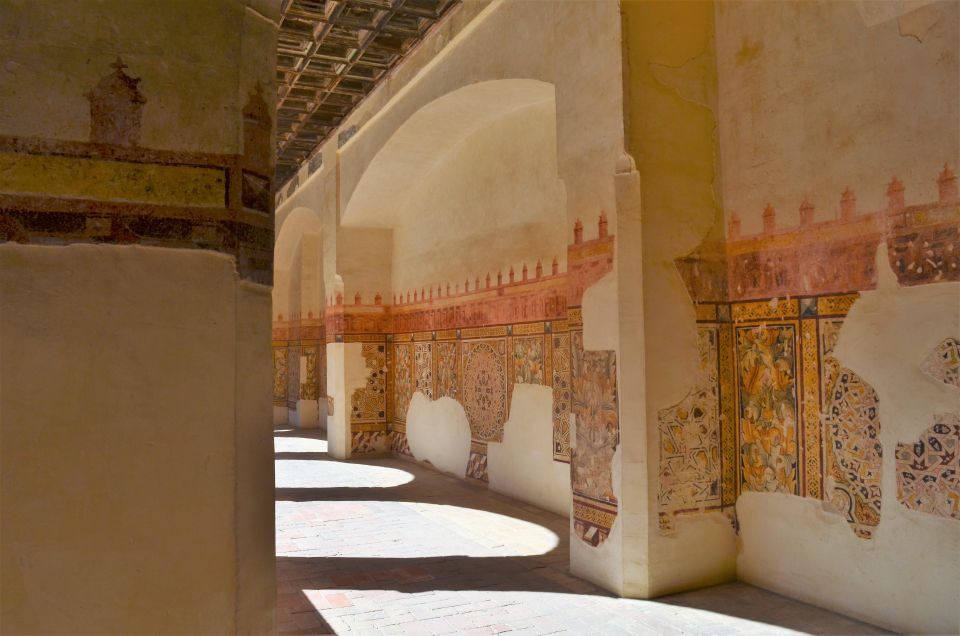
[658,327,721,527]
[552,333,572,462]
[896,413,960,520]
[736,325,798,495]
[921,338,960,390]
[351,343,386,422]
[436,341,458,399]
[415,342,433,399]
[393,343,414,421]
[513,336,545,385]
[461,340,508,442]
[571,331,619,505]
[824,368,882,538]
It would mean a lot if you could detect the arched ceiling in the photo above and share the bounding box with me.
[341,79,555,229]
[275,0,458,183]
[274,205,322,270]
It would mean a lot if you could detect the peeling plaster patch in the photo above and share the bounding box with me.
[406,393,472,478]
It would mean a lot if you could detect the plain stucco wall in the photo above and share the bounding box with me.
[0,245,275,634]
[620,0,737,598]
[390,100,565,296]
[0,1,278,632]
[487,384,570,518]
[406,393,472,478]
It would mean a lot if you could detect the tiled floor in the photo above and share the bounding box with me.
[275,429,893,635]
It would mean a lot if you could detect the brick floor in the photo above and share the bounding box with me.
[274,429,894,635]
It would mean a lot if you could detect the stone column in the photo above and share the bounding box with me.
[0,1,279,633]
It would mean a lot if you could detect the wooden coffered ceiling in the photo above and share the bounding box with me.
[275,0,458,183]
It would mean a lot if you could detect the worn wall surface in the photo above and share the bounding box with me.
[0,1,278,633]
[271,0,958,629]
[389,98,565,294]
[273,0,627,591]
[619,0,736,599]
[635,0,960,632]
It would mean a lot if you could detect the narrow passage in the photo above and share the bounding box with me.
[275,429,892,636]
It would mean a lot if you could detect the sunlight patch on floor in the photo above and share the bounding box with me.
[274,435,329,453]
[276,459,414,489]
[276,500,558,558]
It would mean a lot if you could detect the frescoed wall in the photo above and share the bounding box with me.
[275,0,628,593]
[271,0,958,631]
[649,1,960,633]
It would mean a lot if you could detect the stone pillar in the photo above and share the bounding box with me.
[0,2,278,633]
[290,233,324,429]
[617,0,737,599]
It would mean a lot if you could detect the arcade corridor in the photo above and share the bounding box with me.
[273,429,892,635]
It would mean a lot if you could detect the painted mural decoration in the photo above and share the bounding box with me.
[514,336,546,386]
[415,343,433,399]
[661,159,960,538]
[466,440,489,482]
[921,338,960,390]
[571,326,620,547]
[273,348,288,405]
[351,344,386,422]
[658,327,722,530]
[0,60,274,282]
[286,345,300,411]
[895,413,960,521]
[436,341,458,399]
[552,333,573,462]
[302,214,617,543]
[461,340,508,442]
[300,346,320,401]
[823,368,882,538]
[352,431,388,455]
[393,343,414,422]
[736,325,799,495]
[86,58,146,146]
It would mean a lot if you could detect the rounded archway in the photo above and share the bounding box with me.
[342,79,567,297]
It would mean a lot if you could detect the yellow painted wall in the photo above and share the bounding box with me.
[0,1,278,633]
[620,0,736,598]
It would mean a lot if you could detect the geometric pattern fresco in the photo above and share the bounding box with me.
[658,326,721,529]
[921,337,960,390]
[736,324,799,495]
[823,367,882,538]
[896,413,960,521]
[461,340,508,442]
[415,342,433,399]
[436,341,458,399]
